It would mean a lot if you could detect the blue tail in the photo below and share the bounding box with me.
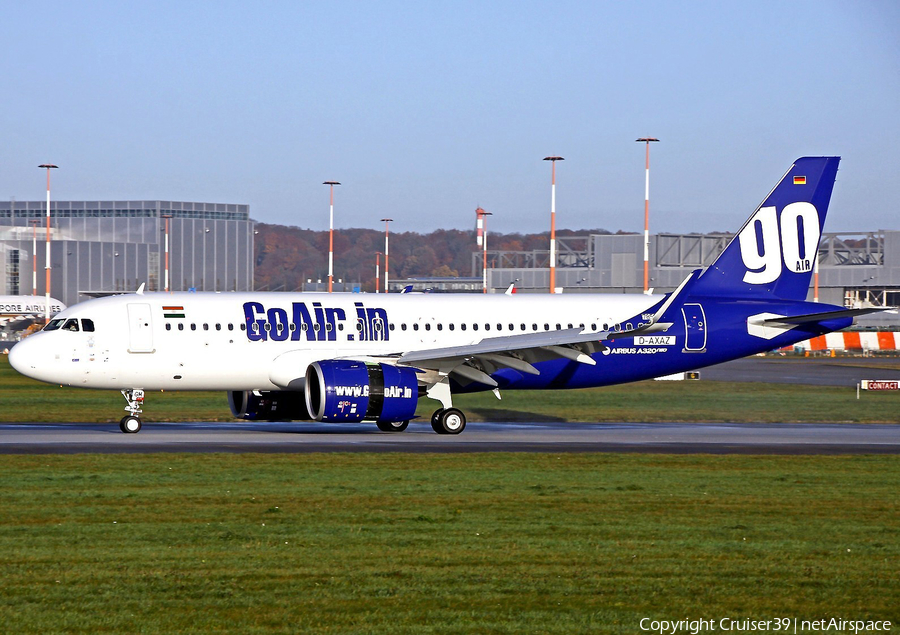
[692,156,840,300]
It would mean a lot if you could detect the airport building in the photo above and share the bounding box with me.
[0,201,255,308]
[481,231,900,322]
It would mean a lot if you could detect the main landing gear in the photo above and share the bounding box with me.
[119,389,144,434]
[430,408,466,435]
[376,419,410,432]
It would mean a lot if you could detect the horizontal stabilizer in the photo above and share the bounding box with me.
[762,306,897,325]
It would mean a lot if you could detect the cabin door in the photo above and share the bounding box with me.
[127,303,155,353]
[681,303,707,352]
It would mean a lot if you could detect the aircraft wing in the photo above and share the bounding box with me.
[397,327,611,365]
[384,272,697,388]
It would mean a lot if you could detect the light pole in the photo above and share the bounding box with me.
[162,214,172,292]
[38,164,58,323]
[543,156,563,293]
[29,219,40,296]
[375,252,381,293]
[636,138,659,294]
[475,207,492,293]
[380,218,392,293]
[323,181,341,293]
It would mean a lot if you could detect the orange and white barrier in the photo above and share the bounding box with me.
[792,332,900,352]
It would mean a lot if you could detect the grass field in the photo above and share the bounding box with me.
[0,453,897,633]
[2,356,900,424]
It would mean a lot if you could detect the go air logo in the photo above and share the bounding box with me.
[738,202,819,284]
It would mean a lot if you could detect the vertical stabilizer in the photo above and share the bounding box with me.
[693,156,840,300]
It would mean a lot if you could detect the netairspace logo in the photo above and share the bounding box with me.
[639,618,892,635]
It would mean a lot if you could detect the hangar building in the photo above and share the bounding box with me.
[482,230,900,315]
[1,200,255,309]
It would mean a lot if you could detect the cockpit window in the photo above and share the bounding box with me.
[44,319,64,331]
[81,319,95,332]
[62,319,80,332]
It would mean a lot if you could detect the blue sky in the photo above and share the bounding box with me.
[2,1,898,235]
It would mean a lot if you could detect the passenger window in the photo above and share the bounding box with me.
[508,324,514,331]
[425,324,431,331]
[215,323,222,331]
[178,323,184,331]
[44,319,64,331]
[166,323,172,331]
[437,324,443,331]
[81,319,95,332]
[532,324,538,331]
[389,323,394,331]
[240,323,246,331]
[401,324,407,331]
[203,323,209,331]
[63,319,80,332]
[544,323,550,331]
[326,323,333,332]
[228,324,234,331]
[473,324,478,331]
[413,324,419,331]
[338,323,344,331]
[460,324,466,331]
[448,324,455,331]
[485,324,490,331]
[191,324,197,331]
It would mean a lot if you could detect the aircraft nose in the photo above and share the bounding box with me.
[8,337,34,377]
[8,336,48,382]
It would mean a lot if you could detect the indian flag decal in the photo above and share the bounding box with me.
[793,176,806,185]
[163,305,185,319]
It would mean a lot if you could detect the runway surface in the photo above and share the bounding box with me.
[1,420,898,455]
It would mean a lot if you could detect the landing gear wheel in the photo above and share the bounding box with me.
[119,415,142,434]
[436,408,466,435]
[431,409,445,434]
[376,419,409,432]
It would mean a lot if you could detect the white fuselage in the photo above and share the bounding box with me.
[9,291,659,392]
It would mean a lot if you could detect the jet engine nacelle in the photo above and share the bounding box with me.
[228,390,311,421]
[305,360,419,423]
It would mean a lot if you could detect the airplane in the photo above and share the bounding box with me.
[0,296,66,328]
[9,157,889,435]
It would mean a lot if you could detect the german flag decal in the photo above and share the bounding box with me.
[163,305,185,319]
[793,176,806,185]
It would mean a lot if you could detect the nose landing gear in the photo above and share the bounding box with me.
[119,389,144,434]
